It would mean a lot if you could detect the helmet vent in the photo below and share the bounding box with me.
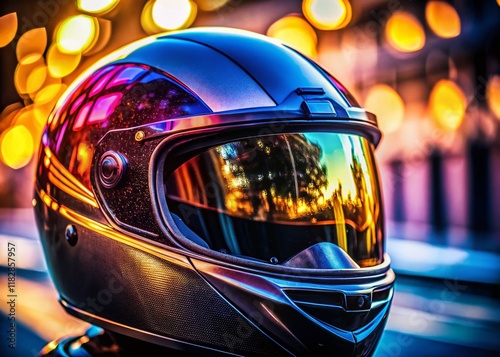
[284,289,376,331]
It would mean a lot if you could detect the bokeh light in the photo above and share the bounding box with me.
[14,58,44,96]
[47,44,81,78]
[26,63,48,94]
[82,19,112,56]
[426,1,461,39]
[364,84,405,134]
[386,12,425,53]
[0,12,17,48]
[13,106,44,147]
[16,27,47,64]
[34,84,67,126]
[267,15,317,58]
[302,0,352,31]
[0,125,34,170]
[56,15,98,54]
[77,0,120,14]
[23,60,61,101]
[152,0,197,31]
[197,0,228,11]
[30,74,61,101]
[141,0,157,34]
[35,83,66,106]
[429,79,467,131]
[0,103,23,124]
[486,75,500,120]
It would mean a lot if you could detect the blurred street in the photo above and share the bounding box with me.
[0,208,499,357]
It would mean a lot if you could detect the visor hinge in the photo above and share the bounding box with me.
[296,87,337,119]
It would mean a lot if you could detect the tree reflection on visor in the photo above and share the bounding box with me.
[164,132,384,267]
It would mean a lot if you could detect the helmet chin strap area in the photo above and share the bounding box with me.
[283,242,360,269]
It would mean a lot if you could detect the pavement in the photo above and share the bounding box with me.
[0,208,499,356]
[386,220,500,285]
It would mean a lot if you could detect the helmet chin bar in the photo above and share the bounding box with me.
[283,242,360,269]
[191,257,395,356]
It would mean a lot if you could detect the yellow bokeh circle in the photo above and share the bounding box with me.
[0,125,34,170]
[386,12,425,53]
[426,1,461,39]
[364,84,405,134]
[302,0,352,31]
[56,15,98,54]
[152,0,197,31]
[487,75,500,120]
[77,0,120,14]
[429,79,467,131]
[267,15,317,58]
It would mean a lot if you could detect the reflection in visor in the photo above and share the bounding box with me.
[164,133,383,267]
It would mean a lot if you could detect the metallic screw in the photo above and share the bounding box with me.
[357,296,365,308]
[270,257,279,264]
[65,224,78,246]
[135,130,145,142]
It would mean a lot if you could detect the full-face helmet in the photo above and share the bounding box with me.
[34,28,394,356]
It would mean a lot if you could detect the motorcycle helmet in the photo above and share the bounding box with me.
[34,27,394,356]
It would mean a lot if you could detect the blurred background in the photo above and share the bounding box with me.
[0,0,499,356]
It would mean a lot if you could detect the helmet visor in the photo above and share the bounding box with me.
[163,132,384,267]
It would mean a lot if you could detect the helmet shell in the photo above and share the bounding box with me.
[34,28,393,356]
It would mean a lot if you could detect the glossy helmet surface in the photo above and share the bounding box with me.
[34,27,394,356]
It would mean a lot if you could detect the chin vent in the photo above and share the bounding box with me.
[284,286,392,331]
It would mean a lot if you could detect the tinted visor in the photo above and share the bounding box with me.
[164,132,384,267]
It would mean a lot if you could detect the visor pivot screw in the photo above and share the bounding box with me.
[65,224,78,246]
[270,257,279,265]
[219,249,228,254]
[357,296,365,308]
[99,151,128,189]
[135,130,145,142]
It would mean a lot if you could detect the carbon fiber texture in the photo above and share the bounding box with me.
[46,223,284,355]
